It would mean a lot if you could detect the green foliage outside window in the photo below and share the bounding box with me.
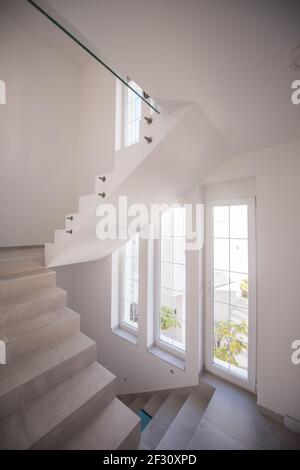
[240,278,248,298]
[160,305,181,331]
[214,320,248,366]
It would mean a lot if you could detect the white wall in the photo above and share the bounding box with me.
[0,10,115,247]
[0,12,80,246]
[77,62,115,197]
[203,140,300,422]
[56,186,204,394]
[57,137,300,421]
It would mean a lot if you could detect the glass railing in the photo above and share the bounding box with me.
[27,0,161,114]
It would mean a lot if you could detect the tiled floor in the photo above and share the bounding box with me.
[197,372,300,450]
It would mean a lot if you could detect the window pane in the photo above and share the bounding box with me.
[133,258,139,281]
[213,301,230,371]
[173,319,186,350]
[230,205,248,239]
[159,207,186,351]
[161,262,172,289]
[161,238,172,262]
[134,120,140,143]
[212,203,250,380]
[173,207,185,236]
[126,122,135,145]
[173,263,185,293]
[230,272,248,308]
[174,292,185,320]
[161,209,172,237]
[124,257,135,280]
[230,239,248,274]
[214,238,229,271]
[214,270,230,304]
[214,206,229,238]
[122,236,139,328]
[124,278,134,301]
[173,238,185,264]
[214,300,230,323]
[125,80,141,147]
[135,97,141,120]
[160,288,174,310]
[229,307,248,379]
[127,101,136,123]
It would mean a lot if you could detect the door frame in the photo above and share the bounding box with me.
[204,197,257,393]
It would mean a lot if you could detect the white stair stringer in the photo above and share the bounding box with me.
[45,104,187,262]
[46,103,232,267]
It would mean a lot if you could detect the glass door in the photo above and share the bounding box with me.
[206,199,256,391]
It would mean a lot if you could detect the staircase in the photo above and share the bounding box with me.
[45,102,231,268]
[0,247,140,450]
[119,387,211,450]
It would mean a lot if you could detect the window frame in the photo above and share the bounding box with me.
[154,207,187,359]
[124,79,142,147]
[205,197,257,392]
[118,235,140,335]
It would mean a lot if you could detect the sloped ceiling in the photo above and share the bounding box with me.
[37,0,300,154]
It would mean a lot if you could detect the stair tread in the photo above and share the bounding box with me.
[0,307,79,342]
[0,286,65,313]
[0,269,53,282]
[141,394,186,449]
[156,393,209,450]
[129,396,149,413]
[143,394,164,417]
[0,248,44,261]
[0,332,95,398]
[0,361,115,449]
[60,397,140,450]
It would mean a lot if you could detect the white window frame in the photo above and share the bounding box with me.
[205,197,256,392]
[118,236,140,335]
[124,79,142,147]
[154,208,186,359]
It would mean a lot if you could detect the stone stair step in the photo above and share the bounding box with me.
[141,394,186,449]
[0,332,96,420]
[156,393,208,450]
[143,394,164,417]
[0,248,44,275]
[0,307,80,364]
[118,394,135,407]
[0,361,116,450]
[0,269,55,300]
[0,286,67,329]
[60,397,140,450]
[129,395,149,414]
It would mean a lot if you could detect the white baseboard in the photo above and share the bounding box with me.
[284,415,300,433]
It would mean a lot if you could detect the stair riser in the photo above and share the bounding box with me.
[0,257,44,276]
[4,315,80,364]
[31,378,117,450]
[0,291,67,329]
[0,272,56,301]
[0,342,97,421]
[118,421,141,450]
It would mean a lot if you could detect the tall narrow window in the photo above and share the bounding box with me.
[125,80,142,146]
[121,235,139,329]
[157,207,186,352]
[207,199,256,389]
